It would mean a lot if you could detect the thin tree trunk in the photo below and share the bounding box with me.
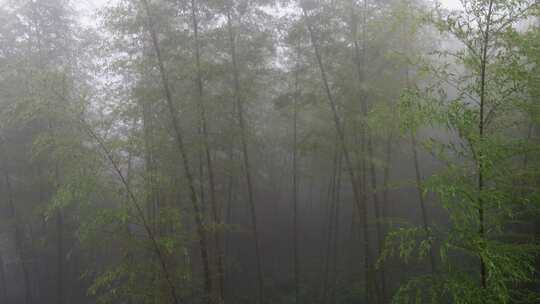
[1,147,32,304]
[301,6,372,303]
[292,47,301,304]
[349,0,386,301]
[190,0,225,300]
[399,1,435,275]
[139,0,213,301]
[360,123,381,301]
[322,151,339,304]
[140,94,163,302]
[223,87,239,302]
[141,98,158,234]
[28,13,47,302]
[50,77,177,303]
[330,154,342,304]
[125,131,135,304]
[223,170,234,301]
[35,166,46,300]
[410,132,436,272]
[381,131,393,227]
[478,0,494,289]
[56,208,63,304]
[225,8,264,303]
[199,135,206,217]
[293,133,300,303]
[0,254,6,303]
[82,121,182,304]
[347,177,359,283]
[522,123,534,170]
[519,122,535,199]
[366,137,385,303]
[27,220,41,301]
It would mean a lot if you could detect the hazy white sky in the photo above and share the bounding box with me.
[76,0,462,26]
[79,0,463,11]
[0,0,461,10]
[440,0,462,9]
[76,0,463,28]
[76,0,460,27]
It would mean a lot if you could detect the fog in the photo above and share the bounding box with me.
[0,0,538,304]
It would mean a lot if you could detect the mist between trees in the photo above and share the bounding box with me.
[0,0,538,303]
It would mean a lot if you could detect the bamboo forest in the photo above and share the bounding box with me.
[0,0,538,303]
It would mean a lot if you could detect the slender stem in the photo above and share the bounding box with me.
[330,153,342,304]
[139,0,213,300]
[0,255,6,303]
[190,0,225,301]
[322,150,338,304]
[349,0,385,300]
[301,5,372,302]
[411,132,436,272]
[478,0,494,290]
[226,7,264,303]
[381,131,393,228]
[82,121,181,304]
[292,47,300,304]
[1,148,32,304]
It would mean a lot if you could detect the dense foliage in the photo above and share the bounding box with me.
[0,0,538,303]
